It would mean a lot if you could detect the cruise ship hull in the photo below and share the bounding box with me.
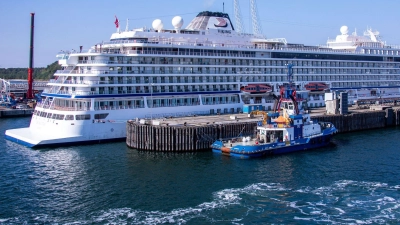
[5,102,258,147]
[5,128,125,148]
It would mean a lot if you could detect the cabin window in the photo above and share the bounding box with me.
[95,113,109,119]
[76,114,91,120]
[65,115,74,120]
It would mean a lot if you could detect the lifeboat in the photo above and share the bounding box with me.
[241,84,272,94]
[304,82,328,91]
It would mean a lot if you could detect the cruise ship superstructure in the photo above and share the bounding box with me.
[5,10,400,147]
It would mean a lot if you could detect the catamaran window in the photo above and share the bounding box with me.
[47,113,52,118]
[94,113,109,119]
[76,114,91,120]
[65,115,74,120]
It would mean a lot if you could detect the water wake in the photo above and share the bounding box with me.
[2,180,399,224]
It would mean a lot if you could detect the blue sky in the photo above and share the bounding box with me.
[0,0,399,68]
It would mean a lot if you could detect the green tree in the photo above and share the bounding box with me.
[0,61,61,80]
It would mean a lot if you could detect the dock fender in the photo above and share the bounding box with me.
[221,147,231,153]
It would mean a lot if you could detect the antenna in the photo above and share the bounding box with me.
[250,0,263,36]
[125,18,129,32]
[233,0,245,33]
[223,2,224,12]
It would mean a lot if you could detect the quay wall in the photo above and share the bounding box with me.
[126,121,258,151]
[312,111,386,133]
[0,109,34,118]
[312,108,400,133]
[126,108,400,151]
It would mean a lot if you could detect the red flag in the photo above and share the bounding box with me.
[114,16,119,28]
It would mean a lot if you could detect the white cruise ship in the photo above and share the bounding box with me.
[5,10,400,147]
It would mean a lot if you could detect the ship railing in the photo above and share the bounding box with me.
[42,89,72,95]
[146,102,201,108]
[95,105,145,110]
[47,80,92,85]
[144,110,210,119]
[52,106,90,111]
[202,101,240,105]
[36,103,90,112]
[36,102,51,109]
[85,47,255,58]
[102,39,257,49]
[77,60,143,64]
[385,45,400,49]
[77,39,400,56]
[42,88,238,96]
[54,70,78,74]
[125,50,254,58]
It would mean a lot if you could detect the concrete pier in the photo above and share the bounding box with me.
[126,107,400,151]
[126,114,260,151]
[0,109,34,118]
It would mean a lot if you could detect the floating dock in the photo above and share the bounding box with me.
[126,107,400,152]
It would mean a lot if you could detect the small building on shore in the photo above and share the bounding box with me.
[0,78,48,100]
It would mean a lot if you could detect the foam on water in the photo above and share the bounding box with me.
[2,180,399,224]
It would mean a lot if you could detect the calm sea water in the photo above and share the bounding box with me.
[1,117,400,224]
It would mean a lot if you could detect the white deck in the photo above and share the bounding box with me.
[5,128,83,147]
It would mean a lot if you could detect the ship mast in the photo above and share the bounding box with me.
[234,0,263,36]
[250,0,263,36]
[274,64,299,115]
[233,0,245,33]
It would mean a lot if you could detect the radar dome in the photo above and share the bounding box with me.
[172,16,184,29]
[340,26,349,35]
[152,19,163,31]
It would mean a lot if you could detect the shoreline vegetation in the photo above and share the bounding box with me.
[0,61,60,80]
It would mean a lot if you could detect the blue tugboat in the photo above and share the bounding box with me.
[211,65,337,158]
